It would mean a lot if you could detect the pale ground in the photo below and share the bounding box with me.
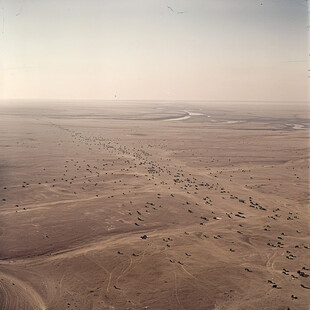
[0,101,309,310]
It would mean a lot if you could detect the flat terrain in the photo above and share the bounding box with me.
[0,101,309,310]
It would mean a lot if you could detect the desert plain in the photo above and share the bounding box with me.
[0,101,309,310]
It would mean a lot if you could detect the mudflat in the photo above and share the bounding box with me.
[0,101,309,310]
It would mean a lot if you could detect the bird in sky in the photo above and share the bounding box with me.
[167,6,186,14]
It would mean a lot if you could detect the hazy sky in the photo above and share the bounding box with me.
[0,0,308,101]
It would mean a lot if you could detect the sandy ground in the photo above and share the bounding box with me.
[0,101,309,310]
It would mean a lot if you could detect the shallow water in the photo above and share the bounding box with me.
[292,124,305,130]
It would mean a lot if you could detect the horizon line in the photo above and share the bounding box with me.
[0,99,309,103]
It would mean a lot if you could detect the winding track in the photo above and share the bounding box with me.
[0,271,46,310]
